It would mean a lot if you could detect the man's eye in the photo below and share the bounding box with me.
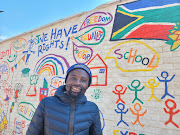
[81,80,86,82]
[71,77,76,80]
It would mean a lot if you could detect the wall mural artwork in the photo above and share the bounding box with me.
[105,40,160,72]
[87,54,107,86]
[115,103,129,127]
[157,71,175,99]
[164,99,180,128]
[26,74,38,97]
[79,12,113,31]
[73,42,93,64]
[0,61,10,81]
[110,0,180,41]
[129,103,147,127]
[128,80,144,104]
[75,27,105,45]
[12,118,26,135]
[112,85,127,104]
[166,23,180,51]
[144,79,160,102]
[0,0,180,134]
[11,38,27,52]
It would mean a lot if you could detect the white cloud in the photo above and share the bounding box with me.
[0,35,8,41]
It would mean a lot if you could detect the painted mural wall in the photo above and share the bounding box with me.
[0,0,180,134]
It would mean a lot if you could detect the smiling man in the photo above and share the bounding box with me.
[27,63,102,135]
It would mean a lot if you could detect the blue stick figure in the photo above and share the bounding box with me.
[23,36,36,64]
[115,103,129,127]
[157,71,175,99]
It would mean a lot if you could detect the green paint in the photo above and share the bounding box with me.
[75,27,105,45]
[38,60,58,75]
[43,78,48,88]
[17,102,36,121]
[112,5,180,40]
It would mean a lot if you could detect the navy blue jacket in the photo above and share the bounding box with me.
[26,85,102,135]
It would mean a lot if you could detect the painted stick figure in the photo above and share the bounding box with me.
[144,79,160,102]
[112,85,127,104]
[157,71,175,99]
[115,103,129,126]
[14,83,23,102]
[164,99,180,128]
[129,103,147,127]
[2,80,13,106]
[22,35,36,64]
[128,80,144,104]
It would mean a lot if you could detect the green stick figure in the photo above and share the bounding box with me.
[128,80,144,104]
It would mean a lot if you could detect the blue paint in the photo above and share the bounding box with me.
[50,24,78,40]
[123,0,180,10]
[120,131,128,135]
[65,37,70,50]
[157,71,175,99]
[115,103,129,127]
[35,57,64,74]
[72,24,78,34]
[64,27,72,37]
[36,33,48,43]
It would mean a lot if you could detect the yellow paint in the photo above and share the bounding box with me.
[105,40,160,72]
[18,39,22,47]
[112,10,143,38]
[144,79,160,102]
[113,130,119,135]
[39,68,51,76]
[168,30,180,50]
[78,50,87,59]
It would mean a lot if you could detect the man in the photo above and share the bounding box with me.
[26,63,102,135]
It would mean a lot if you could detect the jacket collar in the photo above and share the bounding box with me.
[54,85,87,104]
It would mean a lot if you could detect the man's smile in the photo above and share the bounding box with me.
[71,86,81,93]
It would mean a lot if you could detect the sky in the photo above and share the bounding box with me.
[0,0,113,41]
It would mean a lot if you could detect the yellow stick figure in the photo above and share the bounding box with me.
[144,79,160,102]
[129,103,147,127]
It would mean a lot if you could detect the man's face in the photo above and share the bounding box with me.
[65,68,89,99]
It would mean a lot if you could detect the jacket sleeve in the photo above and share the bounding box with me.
[26,99,45,135]
[89,106,103,135]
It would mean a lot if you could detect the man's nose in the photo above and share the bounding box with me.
[74,79,81,85]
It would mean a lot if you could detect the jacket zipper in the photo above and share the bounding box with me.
[68,100,76,135]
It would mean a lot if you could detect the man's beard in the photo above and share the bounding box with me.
[67,86,83,99]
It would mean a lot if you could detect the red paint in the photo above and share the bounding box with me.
[126,24,174,40]
[164,99,180,128]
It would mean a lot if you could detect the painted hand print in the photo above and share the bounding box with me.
[91,89,101,99]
